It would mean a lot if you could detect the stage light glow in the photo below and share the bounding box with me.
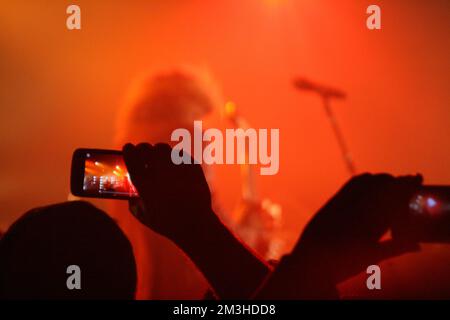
[84,167,96,175]
[427,197,437,208]
[225,101,236,117]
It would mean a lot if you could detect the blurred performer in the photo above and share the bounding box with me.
[113,67,223,299]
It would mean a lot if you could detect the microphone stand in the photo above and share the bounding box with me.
[293,77,356,176]
[321,94,357,176]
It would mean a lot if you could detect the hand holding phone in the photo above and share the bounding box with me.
[120,143,214,244]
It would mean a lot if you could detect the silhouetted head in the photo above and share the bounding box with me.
[115,66,223,145]
[0,201,136,299]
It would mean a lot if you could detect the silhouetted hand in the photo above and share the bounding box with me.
[123,143,212,245]
[254,173,423,299]
[123,142,271,299]
[293,173,422,283]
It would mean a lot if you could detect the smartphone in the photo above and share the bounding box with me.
[71,148,139,200]
[399,185,450,243]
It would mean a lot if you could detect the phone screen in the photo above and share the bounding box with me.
[409,186,450,217]
[82,152,138,198]
[399,186,450,243]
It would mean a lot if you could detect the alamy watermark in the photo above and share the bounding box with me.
[171,121,280,176]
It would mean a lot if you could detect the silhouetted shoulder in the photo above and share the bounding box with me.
[0,201,136,300]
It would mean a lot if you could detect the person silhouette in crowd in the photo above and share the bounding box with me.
[123,142,422,299]
[0,201,136,299]
[114,67,224,299]
[254,173,421,299]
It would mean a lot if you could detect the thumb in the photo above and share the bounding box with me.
[122,143,145,189]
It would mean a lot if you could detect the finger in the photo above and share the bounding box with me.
[123,143,134,153]
[397,173,423,183]
[367,172,396,198]
[335,173,372,202]
[136,143,154,166]
[372,173,395,181]
[123,143,150,189]
[345,172,372,188]
[391,174,423,214]
[369,173,396,195]
[136,142,153,154]
[123,143,140,178]
[153,143,173,166]
[353,172,373,180]
[396,174,423,192]
[122,143,136,161]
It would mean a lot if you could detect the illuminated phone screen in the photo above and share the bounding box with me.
[83,152,138,197]
[409,187,450,217]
